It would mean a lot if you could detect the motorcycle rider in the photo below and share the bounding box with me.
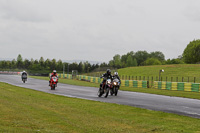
[49,70,58,86]
[112,72,121,89]
[100,69,113,89]
[21,70,27,80]
[113,72,121,83]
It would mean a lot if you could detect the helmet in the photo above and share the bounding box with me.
[106,69,111,75]
[114,72,118,76]
[23,71,26,73]
[53,70,57,74]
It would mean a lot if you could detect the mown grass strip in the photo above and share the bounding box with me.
[31,76,200,100]
[0,82,200,133]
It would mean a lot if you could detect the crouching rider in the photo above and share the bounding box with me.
[49,70,58,86]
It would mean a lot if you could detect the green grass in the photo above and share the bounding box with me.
[1,82,200,133]
[118,64,200,82]
[31,76,200,100]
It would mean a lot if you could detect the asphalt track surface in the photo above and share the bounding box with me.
[1,75,200,119]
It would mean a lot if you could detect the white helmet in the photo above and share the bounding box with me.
[53,70,57,73]
[114,72,118,76]
[23,71,26,73]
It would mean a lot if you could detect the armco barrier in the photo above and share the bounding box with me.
[154,81,200,92]
[121,80,148,88]
[56,74,73,79]
[77,75,102,84]
[57,73,149,88]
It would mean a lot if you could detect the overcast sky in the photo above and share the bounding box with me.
[0,0,200,63]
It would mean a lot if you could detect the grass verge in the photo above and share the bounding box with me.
[0,82,200,133]
[31,76,200,100]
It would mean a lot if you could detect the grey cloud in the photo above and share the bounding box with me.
[183,6,200,22]
[0,0,51,22]
[0,0,200,62]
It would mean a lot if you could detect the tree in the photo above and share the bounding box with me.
[149,51,165,62]
[108,60,114,67]
[126,55,136,67]
[16,54,23,69]
[135,51,149,66]
[132,58,138,66]
[39,57,45,68]
[11,59,16,69]
[45,59,51,70]
[113,54,121,68]
[183,39,200,63]
[144,58,162,65]
[24,59,31,69]
[34,59,39,65]
[57,59,63,71]
[50,59,57,70]
[78,62,84,73]
[121,51,135,67]
[165,58,184,64]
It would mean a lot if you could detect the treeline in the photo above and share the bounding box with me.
[0,54,105,74]
[109,39,200,68]
[1,39,199,74]
[108,51,184,68]
[0,50,184,74]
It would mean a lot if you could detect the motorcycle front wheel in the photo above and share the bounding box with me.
[51,84,56,90]
[110,88,114,96]
[105,87,109,98]
[115,86,118,96]
[98,88,103,97]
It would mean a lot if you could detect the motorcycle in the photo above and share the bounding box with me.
[22,75,27,83]
[50,76,58,90]
[110,78,120,96]
[98,78,112,98]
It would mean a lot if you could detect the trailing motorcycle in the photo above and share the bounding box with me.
[22,75,27,83]
[50,76,58,90]
[98,78,112,98]
[110,78,120,96]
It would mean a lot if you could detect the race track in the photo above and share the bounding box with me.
[1,75,200,119]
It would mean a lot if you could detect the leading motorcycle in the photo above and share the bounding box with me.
[50,76,58,90]
[110,78,120,96]
[98,78,112,98]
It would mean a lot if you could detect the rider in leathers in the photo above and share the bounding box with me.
[112,72,121,89]
[100,69,113,89]
[49,70,58,86]
[21,71,27,80]
[113,72,121,83]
